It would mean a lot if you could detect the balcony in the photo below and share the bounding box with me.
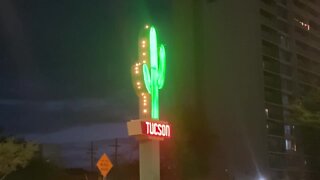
[261,1,278,15]
[262,31,281,44]
[295,41,320,61]
[293,26,320,50]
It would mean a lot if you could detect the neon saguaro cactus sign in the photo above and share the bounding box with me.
[142,27,166,120]
[127,25,168,180]
[128,25,170,140]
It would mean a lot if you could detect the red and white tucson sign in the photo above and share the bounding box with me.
[127,119,171,140]
[142,121,171,138]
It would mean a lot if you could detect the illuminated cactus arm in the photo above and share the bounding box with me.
[143,45,166,93]
[142,26,166,120]
[143,64,151,94]
[158,45,166,89]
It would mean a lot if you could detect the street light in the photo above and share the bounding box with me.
[258,176,266,180]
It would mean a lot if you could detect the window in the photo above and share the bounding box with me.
[268,121,284,136]
[265,108,269,117]
[283,110,290,120]
[280,35,289,48]
[285,139,296,151]
[280,64,292,76]
[263,56,280,73]
[294,18,310,31]
[296,40,320,58]
[265,88,283,104]
[262,40,279,58]
[261,25,281,44]
[268,136,286,152]
[277,6,288,19]
[265,103,285,120]
[287,155,300,167]
[264,72,281,88]
[284,125,291,136]
[268,154,286,168]
[279,50,291,62]
[282,95,289,106]
[281,79,292,91]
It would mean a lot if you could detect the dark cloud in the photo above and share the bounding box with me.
[0,98,136,134]
[0,0,171,134]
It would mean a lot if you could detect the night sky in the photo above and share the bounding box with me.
[0,0,171,134]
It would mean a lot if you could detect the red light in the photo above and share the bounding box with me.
[127,119,171,140]
[141,121,171,138]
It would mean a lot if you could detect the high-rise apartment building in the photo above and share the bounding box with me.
[171,0,320,179]
[260,0,320,179]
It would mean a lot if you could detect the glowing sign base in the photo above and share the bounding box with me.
[127,120,168,180]
[127,119,171,141]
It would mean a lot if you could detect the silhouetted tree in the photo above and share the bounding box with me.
[291,90,320,127]
[291,90,320,177]
[0,138,38,180]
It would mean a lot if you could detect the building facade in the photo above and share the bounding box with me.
[171,0,320,179]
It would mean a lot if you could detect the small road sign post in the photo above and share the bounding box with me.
[96,153,113,179]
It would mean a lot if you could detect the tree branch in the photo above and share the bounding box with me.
[0,173,8,180]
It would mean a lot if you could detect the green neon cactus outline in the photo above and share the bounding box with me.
[142,26,166,120]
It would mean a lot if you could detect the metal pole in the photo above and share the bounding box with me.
[139,140,160,180]
[115,138,118,167]
[91,141,94,171]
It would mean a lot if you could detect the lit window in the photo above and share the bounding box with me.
[285,139,296,151]
[294,18,310,31]
[265,108,269,118]
[284,125,291,136]
[285,139,291,150]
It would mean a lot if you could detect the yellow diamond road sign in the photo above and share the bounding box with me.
[96,153,113,177]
